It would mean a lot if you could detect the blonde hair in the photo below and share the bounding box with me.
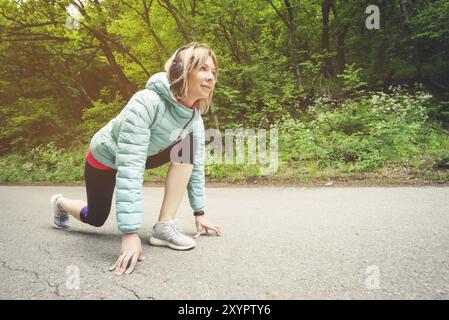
[164,42,219,114]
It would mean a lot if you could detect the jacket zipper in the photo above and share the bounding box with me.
[178,107,196,139]
[158,108,196,152]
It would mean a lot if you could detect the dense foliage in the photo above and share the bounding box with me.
[1,0,448,182]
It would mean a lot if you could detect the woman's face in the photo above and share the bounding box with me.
[187,56,217,101]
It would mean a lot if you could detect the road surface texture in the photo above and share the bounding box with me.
[0,185,448,300]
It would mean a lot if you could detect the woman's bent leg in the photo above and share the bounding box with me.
[59,161,116,227]
[58,197,86,221]
[82,161,117,227]
[158,162,193,222]
[150,162,196,250]
[144,133,195,222]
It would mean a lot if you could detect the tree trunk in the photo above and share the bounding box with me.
[267,0,302,89]
[61,1,138,99]
[336,24,348,73]
[158,0,192,41]
[100,43,136,99]
[321,0,334,78]
[207,102,220,129]
[190,0,196,16]
[399,0,423,80]
[120,0,169,65]
[285,0,302,89]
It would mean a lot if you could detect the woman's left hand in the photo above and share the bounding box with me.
[193,215,223,238]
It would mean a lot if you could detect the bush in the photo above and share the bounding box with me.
[1,86,448,184]
[0,143,84,182]
[277,86,449,173]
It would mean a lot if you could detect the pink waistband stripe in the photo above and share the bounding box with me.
[86,148,113,170]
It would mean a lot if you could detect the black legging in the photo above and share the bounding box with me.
[81,133,194,227]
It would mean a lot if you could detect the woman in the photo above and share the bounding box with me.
[50,42,223,276]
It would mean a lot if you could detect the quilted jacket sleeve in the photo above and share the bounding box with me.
[115,91,155,233]
[187,114,206,212]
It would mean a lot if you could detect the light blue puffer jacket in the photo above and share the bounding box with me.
[89,72,206,233]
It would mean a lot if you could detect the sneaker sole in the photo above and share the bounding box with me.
[53,219,70,229]
[50,194,70,229]
[149,237,195,251]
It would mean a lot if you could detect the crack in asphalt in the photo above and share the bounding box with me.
[46,280,67,298]
[0,260,39,282]
[38,244,52,257]
[1,260,67,299]
[29,288,47,299]
[117,284,141,300]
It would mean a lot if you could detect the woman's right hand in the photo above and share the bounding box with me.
[109,232,145,276]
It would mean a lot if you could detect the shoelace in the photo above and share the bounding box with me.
[161,220,183,240]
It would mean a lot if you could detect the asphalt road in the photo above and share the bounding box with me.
[0,185,448,300]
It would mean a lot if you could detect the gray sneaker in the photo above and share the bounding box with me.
[149,220,195,250]
[50,194,70,229]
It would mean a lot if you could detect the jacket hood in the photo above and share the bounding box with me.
[145,72,195,118]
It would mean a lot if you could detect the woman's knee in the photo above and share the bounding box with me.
[170,162,194,169]
[82,208,110,227]
[170,162,194,176]
[89,218,108,228]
